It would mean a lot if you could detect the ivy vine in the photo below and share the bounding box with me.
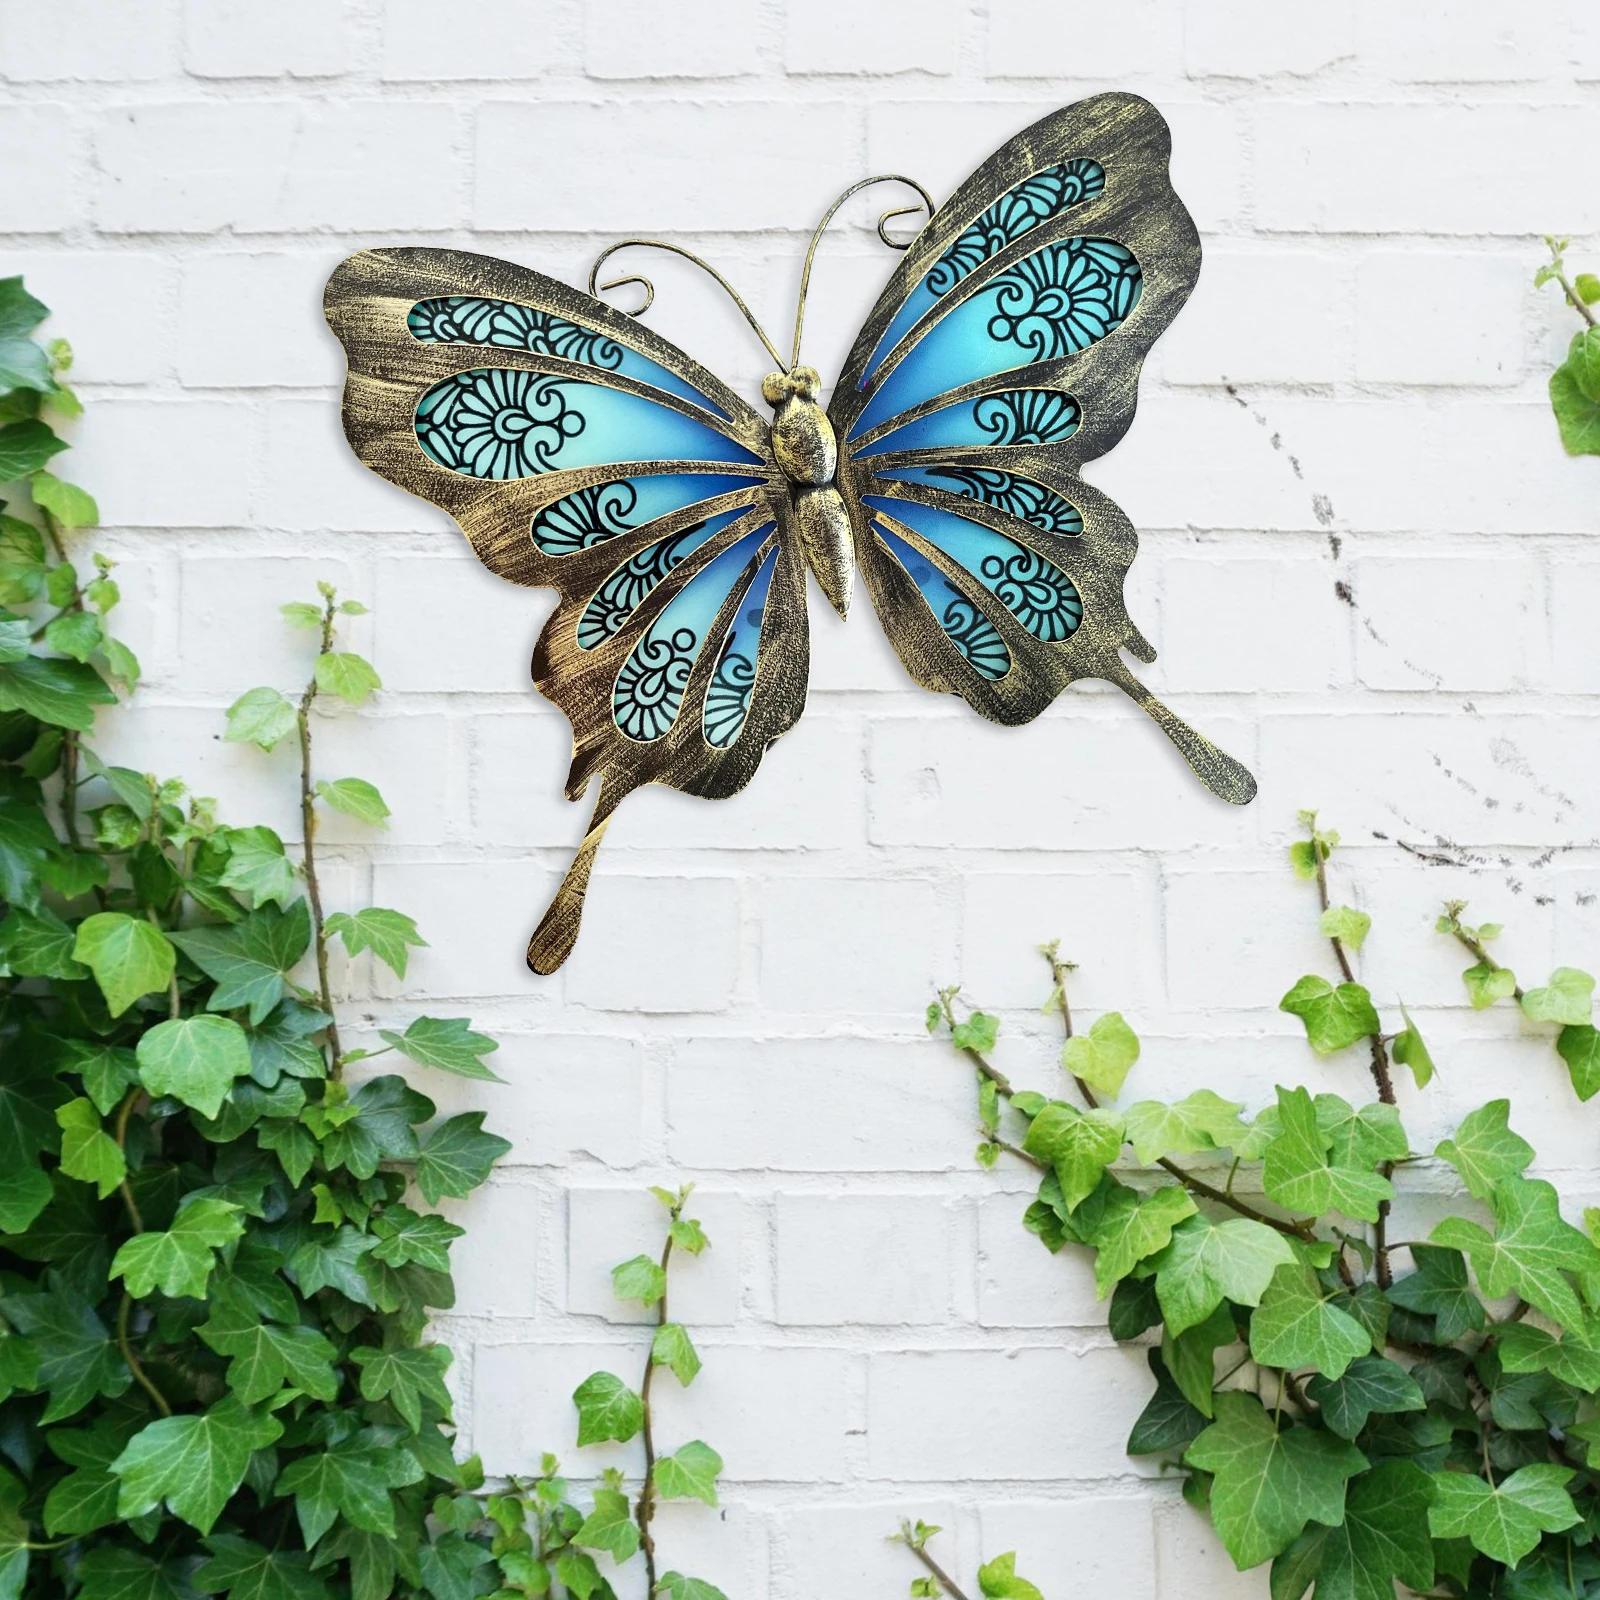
[1539,235,1600,457]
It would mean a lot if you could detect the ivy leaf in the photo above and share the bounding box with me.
[1386,1245,1485,1343]
[950,1011,998,1052]
[0,419,67,479]
[110,1199,245,1299]
[310,1528,391,1600]
[223,688,298,752]
[1122,1090,1248,1165]
[1433,1175,1599,1330]
[0,656,116,731]
[1521,966,1594,1027]
[313,1074,432,1178]
[413,1113,510,1205]
[324,907,425,978]
[0,1166,52,1233]
[247,1002,329,1087]
[74,1548,204,1600]
[1262,1087,1393,1222]
[72,912,175,1017]
[1078,1181,1196,1298]
[612,1254,667,1305]
[376,1015,499,1080]
[281,602,323,629]
[1434,1099,1533,1201]
[417,1533,491,1600]
[351,1344,452,1432]
[314,778,389,828]
[572,1371,642,1446]
[1127,1348,1207,1456]
[975,1552,1045,1600]
[196,1534,332,1600]
[137,1015,254,1119]
[217,827,298,909]
[276,1443,403,1547]
[31,471,97,530]
[1278,975,1381,1055]
[196,1283,339,1406]
[1311,1459,1436,1600]
[288,1226,377,1305]
[169,901,312,1025]
[1021,1102,1124,1211]
[1314,1095,1408,1170]
[1304,1357,1425,1441]
[1551,329,1600,455]
[1152,1214,1297,1337]
[655,1577,727,1600]
[1163,1301,1239,1417]
[654,1440,722,1506]
[1427,1463,1579,1568]
[1319,905,1371,952]
[652,1322,701,1386]
[113,1395,283,1534]
[1495,1322,1600,1390]
[1390,1003,1435,1089]
[44,611,103,663]
[573,1486,639,1564]
[314,652,381,706]
[1061,1011,1140,1098]
[1184,1391,1366,1569]
[54,1098,126,1199]
[0,790,57,908]
[1248,1262,1373,1379]
[1556,1024,1600,1101]
[0,1054,66,1167]
[57,1041,139,1117]
[369,1207,464,1274]
[1462,961,1517,1009]
[0,1287,130,1422]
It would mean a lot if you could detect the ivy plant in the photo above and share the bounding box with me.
[932,810,1600,1598]
[0,280,522,1600]
[1538,235,1600,456]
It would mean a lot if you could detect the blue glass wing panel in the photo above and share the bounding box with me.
[866,496,1082,643]
[855,389,1080,459]
[577,507,750,650]
[873,521,1010,681]
[409,296,731,419]
[613,527,772,742]
[415,370,764,479]
[861,160,1107,388]
[533,472,764,556]
[873,466,1083,536]
[703,546,777,748]
[851,237,1140,440]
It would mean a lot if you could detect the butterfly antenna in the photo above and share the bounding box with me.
[526,773,631,975]
[790,174,936,369]
[588,239,787,369]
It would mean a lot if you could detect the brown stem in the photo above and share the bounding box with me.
[114,1087,144,1234]
[636,1214,677,1596]
[1553,265,1599,328]
[899,1524,975,1600]
[1447,919,1525,1003]
[299,599,342,1074]
[116,1292,172,1417]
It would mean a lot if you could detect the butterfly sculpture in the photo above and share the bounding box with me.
[324,91,1255,975]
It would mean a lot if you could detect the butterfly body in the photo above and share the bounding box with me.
[324,92,1257,975]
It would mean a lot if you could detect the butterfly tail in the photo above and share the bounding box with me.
[1104,661,1257,806]
[527,776,632,974]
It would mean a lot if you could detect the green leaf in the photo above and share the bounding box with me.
[1462,960,1518,1009]
[413,1112,510,1205]
[351,1344,452,1432]
[1262,1087,1393,1222]
[1551,350,1600,455]
[1152,1214,1297,1337]
[314,777,389,827]
[113,1394,282,1534]
[217,826,298,909]
[654,1439,722,1506]
[1,1287,129,1422]
[0,791,57,907]
[75,1548,204,1600]
[281,602,322,629]
[1249,1262,1373,1379]
[110,1198,245,1299]
[1434,1099,1533,1201]
[1495,1321,1600,1390]
[1390,1003,1434,1089]
[44,611,103,663]
[375,1015,499,1082]
[315,1073,431,1178]
[612,1253,667,1305]
[169,901,312,1025]
[196,1282,339,1405]
[276,1442,407,1547]
[1,905,89,981]
[0,1166,52,1233]
[54,1098,125,1199]
[1315,1095,1407,1169]
[314,651,382,705]
[1521,966,1594,1027]
[0,1054,65,1167]
[1021,1101,1124,1211]
[287,1225,376,1304]
[573,1487,639,1563]
[1163,1301,1239,1417]
[1184,1391,1366,1569]
[324,907,425,978]
[1577,273,1600,305]
[1278,975,1381,1055]
[1311,1460,1435,1600]
[196,1535,332,1600]
[1304,1357,1425,1441]
[670,1215,709,1254]
[1122,1090,1247,1165]
[655,1577,727,1600]
[31,471,97,530]
[1433,1175,1599,1330]
[1427,1463,1579,1568]
[1127,1347,1207,1455]
[0,655,115,731]
[1386,1245,1485,1343]
[72,911,174,1017]
[311,1527,391,1600]
[950,1010,998,1052]
[1061,1011,1140,1098]
[976,1552,1045,1600]
[1080,1181,1196,1298]
[571,1371,642,1446]
[0,419,66,480]
[369,1206,464,1273]
[223,687,298,752]
[652,1322,701,1385]
[1319,905,1371,951]
[247,1001,329,1087]
[1557,1023,1600,1100]
[137,1015,253,1119]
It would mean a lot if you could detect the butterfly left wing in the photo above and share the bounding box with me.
[828,93,1255,805]
[324,247,808,972]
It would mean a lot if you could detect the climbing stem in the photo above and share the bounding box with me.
[298,594,343,1074]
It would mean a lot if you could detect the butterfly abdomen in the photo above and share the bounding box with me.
[763,364,854,618]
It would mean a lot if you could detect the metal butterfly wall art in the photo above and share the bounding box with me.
[324,92,1256,975]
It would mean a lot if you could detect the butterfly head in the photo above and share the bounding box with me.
[761,365,822,404]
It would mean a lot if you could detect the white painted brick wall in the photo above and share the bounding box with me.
[5,3,1598,1594]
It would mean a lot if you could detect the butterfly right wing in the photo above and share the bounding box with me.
[324,248,811,971]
